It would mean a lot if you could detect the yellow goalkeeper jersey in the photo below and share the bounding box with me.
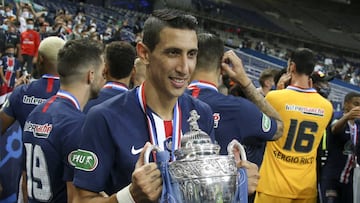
[257,86,333,199]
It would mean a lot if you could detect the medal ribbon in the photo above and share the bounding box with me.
[56,90,81,110]
[103,81,128,91]
[42,74,60,80]
[136,83,181,161]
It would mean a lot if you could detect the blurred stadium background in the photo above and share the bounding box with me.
[2,0,360,109]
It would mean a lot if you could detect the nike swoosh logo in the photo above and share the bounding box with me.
[131,146,143,155]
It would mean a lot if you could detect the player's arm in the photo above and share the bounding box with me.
[0,110,15,135]
[331,106,360,135]
[16,69,21,80]
[21,171,28,203]
[67,182,77,203]
[0,66,6,84]
[221,50,283,140]
[73,143,162,203]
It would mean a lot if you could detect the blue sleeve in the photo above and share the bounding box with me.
[234,97,277,141]
[62,115,85,182]
[3,87,21,118]
[73,108,115,192]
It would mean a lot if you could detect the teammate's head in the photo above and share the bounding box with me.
[132,57,147,87]
[37,36,65,76]
[288,48,315,76]
[343,92,360,113]
[4,44,15,56]
[196,33,224,72]
[259,68,276,88]
[142,9,198,52]
[57,39,105,98]
[311,71,334,98]
[104,41,136,80]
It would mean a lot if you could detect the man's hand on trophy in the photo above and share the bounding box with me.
[130,142,163,202]
[237,160,260,195]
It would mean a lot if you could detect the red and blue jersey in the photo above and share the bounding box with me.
[0,56,21,88]
[321,111,360,183]
[3,74,60,129]
[73,87,215,194]
[83,81,128,113]
[23,90,84,203]
[186,80,277,155]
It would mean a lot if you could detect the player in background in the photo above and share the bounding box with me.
[255,48,333,203]
[23,39,105,203]
[83,41,136,113]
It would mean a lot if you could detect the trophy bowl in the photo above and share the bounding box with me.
[168,110,246,203]
[169,153,238,203]
[144,110,247,203]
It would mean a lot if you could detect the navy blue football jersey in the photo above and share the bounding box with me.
[23,90,85,203]
[186,81,277,155]
[3,75,60,129]
[0,121,22,203]
[73,87,215,194]
[83,81,128,113]
[0,74,59,203]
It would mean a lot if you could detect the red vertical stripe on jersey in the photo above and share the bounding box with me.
[46,78,54,93]
[4,71,11,82]
[164,120,173,139]
[8,57,14,67]
[42,96,57,112]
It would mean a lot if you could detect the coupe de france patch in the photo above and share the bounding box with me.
[262,113,271,132]
[68,149,98,171]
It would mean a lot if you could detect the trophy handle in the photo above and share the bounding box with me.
[144,145,161,164]
[227,139,247,161]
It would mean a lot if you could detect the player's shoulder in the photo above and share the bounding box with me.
[179,93,213,117]
[87,89,136,114]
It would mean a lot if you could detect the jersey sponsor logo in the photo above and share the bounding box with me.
[131,146,143,155]
[23,95,47,105]
[273,150,314,165]
[24,121,52,138]
[262,113,271,132]
[213,113,220,129]
[68,149,98,171]
[285,104,325,116]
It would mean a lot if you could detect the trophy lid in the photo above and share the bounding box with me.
[175,110,220,160]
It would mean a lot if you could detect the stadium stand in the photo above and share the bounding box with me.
[1,0,359,106]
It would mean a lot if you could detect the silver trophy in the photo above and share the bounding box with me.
[145,110,247,203]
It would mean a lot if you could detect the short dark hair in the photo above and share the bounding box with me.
[142,9,198,52]
[57,39,104,84]
[105,41,136,80]
[196,33,224,71]
[290,48,315,76]
[5,43,15,50]
[26,18,34,23]
[344,92,360,103]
